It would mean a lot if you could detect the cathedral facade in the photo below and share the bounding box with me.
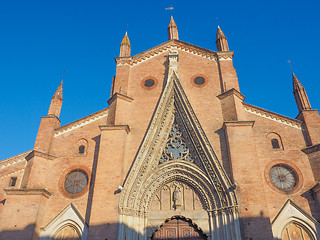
[1,18,320,240]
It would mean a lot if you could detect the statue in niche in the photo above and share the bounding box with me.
[173,182,182,209]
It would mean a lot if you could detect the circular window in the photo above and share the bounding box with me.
[64,169,88,195]
[191,75,208,87]
[194,76,205,86]
[141,77,157,90]
[269,164,297,192]
[144,79,155,88]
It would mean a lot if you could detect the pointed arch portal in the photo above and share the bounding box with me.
[117,51,241,240]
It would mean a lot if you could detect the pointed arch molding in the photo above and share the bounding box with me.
[138,161,216,212]
[119,69,238,218]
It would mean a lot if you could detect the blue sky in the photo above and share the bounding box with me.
[1,0,320,160]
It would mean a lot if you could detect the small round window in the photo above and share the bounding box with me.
[194,76,205,85]
[191,75,208,87]
[64,169,89,195]
[141,77,157,90]
[269,164,297,192]
[144,79,155,88]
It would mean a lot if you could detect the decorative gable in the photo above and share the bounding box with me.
[40,203,88,240]
[272,200,320,240]
[117,50,241,240]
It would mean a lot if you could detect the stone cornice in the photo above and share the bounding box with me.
[99,124,130,134]
[301,143,320,154]
[223,121,255,129]
[4,188,52,199]
[216,51,235,60]
[107,92,134,105]
[42,115,61,123]
[296,109,320,119]
[244,103,303,129]
[26,150,58,161]
[54,108,109,137]
[217,88,245,101]
[115,56,133,63]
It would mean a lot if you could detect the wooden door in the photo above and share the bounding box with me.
[153,218,206,240]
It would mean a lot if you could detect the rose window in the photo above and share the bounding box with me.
[64,169,89,195]
[269,164,297,191]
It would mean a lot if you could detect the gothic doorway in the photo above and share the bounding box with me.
[152,217,207,240]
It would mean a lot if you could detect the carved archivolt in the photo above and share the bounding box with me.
[119,66,238,218]
[138,162,216,214]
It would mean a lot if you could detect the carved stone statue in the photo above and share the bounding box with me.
[173,182,182,208]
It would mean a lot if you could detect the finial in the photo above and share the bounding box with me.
[216,26,226,40]
[53,79,63,99]
[168,16,179,40]
[292,72,301,89]
[216,26,229,51]
[292,72,312,112]
[47,79,64,117]
[120,32,131,57]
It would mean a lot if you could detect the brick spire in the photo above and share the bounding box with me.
[119,32,131,57]
[293,73,311,112]
[47,80,63,118]
[168,16,179,40]
[216,26,229,51]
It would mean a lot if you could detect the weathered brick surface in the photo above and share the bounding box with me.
[1,35,319,240]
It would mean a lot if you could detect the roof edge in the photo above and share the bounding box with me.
[54,108,109,137]
[243,102,303,128]
[0,150,31,164]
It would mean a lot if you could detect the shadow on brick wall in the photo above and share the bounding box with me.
[302,189,320,222]
[0,215,275,240]
[0,213,319,240]
[0,224,36,240]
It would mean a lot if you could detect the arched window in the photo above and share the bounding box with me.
[76,139,88,156]
[267,132,283,150]
[282,222,314,240]
[78,145,85,154]
[53,224,81,240]
[271,139,280,149]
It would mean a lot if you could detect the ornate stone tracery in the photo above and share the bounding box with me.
[160,122,193,164]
